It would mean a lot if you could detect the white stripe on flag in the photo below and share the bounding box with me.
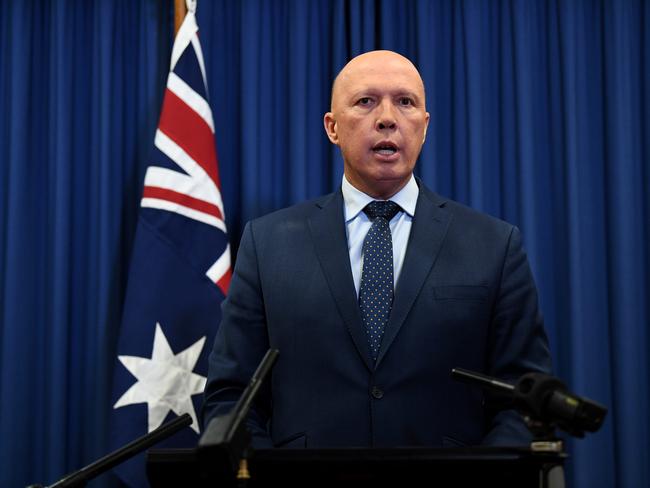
[167,72,215,133]
[141,197,227,232]
[190,34,208,91]
[154,129,225,215]
[170,11,198,72]
[143,166,221,207]
[206,244,231,283]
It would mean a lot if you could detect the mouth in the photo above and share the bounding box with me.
[372,141,399,156]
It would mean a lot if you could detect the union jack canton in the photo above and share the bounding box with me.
[109,6,230,487]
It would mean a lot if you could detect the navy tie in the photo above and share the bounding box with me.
[359,200,401,361]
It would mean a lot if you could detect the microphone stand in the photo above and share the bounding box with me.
[199,349,280,487]
[451,368,607,453]
[28,413,192,488]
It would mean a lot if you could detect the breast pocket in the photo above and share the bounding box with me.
[433,285,489,301]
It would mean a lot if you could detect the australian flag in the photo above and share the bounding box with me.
[110,6,230,487]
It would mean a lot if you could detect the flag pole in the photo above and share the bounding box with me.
[174,0,188,36]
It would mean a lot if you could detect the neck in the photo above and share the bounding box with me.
[344,175,411,200]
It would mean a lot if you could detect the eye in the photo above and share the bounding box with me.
[399,97,413,106]
[357,97,372,106]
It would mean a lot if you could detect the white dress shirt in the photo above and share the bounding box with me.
[341,174,418,297]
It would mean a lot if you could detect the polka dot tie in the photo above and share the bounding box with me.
[359,200,401,361]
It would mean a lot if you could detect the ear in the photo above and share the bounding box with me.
[422,112,430,144]
[323,112,339,145]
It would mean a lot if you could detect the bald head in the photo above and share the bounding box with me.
[330,50,426,111]
[323,50,430,199]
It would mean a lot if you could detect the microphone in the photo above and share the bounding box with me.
[451,368,607,438]
[199,348,279,473]
[28,413,192,488]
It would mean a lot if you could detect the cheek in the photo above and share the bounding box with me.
[405,124,426,148]
[344,119,364,136]
[340,124,367,150]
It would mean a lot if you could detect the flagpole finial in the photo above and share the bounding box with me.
[186,0,197,14]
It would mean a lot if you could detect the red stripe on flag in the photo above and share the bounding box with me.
[216,269,231,295]
[143,186,224,221]
[158,89,221,187]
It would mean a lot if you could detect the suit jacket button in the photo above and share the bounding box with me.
[371,386,384,399]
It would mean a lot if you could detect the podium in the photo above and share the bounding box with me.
[147,446,566,487]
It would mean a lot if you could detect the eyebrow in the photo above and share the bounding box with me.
[349,89,423,104]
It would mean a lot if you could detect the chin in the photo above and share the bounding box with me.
[367,174,410,196]
[372,166,412,182]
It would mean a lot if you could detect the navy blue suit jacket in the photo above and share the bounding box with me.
[202,181,552,448]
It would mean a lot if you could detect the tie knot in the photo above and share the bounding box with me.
[363,200,400,221]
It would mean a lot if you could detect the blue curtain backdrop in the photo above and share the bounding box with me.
[1,1,648,487]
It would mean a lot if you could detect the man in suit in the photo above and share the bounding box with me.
[202,50,552,449]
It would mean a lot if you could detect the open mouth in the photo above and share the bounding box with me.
[372,141,399,156]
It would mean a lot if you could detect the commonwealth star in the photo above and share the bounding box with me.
[113,322,206,433]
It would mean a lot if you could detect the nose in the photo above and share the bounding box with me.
[376,100,397,131]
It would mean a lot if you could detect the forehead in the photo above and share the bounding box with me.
[334,55,425,100]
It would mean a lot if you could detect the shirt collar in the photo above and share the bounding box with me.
[342,174,419,223]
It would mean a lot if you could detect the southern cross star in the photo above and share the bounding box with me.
[113,322,207,433]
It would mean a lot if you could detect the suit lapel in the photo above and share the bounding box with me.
[308,191,374,371]
[376,186,453,367]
